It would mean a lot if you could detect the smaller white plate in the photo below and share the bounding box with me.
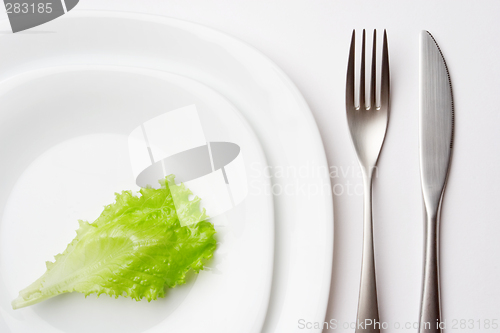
[0,66,274,333]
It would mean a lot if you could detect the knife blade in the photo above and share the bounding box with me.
[418,30,454,333]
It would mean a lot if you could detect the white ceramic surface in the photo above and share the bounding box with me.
[0,66,274,333]
[0,11,333,333]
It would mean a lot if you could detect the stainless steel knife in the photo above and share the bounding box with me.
[419,31,454,333]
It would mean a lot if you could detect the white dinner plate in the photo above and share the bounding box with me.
[0,66,274,333]
[0,11,333,333]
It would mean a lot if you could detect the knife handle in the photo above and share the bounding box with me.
[419,209,442,333]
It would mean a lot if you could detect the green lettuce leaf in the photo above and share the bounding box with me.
[12,175,216,309]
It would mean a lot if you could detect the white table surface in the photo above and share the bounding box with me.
[2,1,499,332]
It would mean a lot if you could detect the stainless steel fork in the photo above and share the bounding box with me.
[345,29,390,333]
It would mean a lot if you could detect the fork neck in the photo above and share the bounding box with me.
[360,165,377,184]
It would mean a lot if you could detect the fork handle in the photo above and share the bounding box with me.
[419,209,442,333]
[356,175,380,333]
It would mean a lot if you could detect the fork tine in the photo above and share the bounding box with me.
[360,30,366,109]
[370,30,377,109]
[380,29,390,108]
[346,30,355,109]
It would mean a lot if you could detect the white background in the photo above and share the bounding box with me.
[2,0,499,332]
